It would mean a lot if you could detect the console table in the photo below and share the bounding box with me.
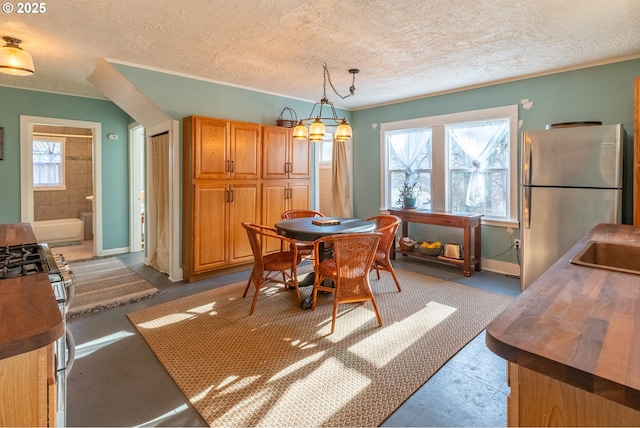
[389,209,482,277]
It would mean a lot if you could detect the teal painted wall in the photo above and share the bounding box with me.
[112,63,349,125]
[1,58,637,267]
[0,86,133,249]
[111,62,352,209]
[352,58,639,265]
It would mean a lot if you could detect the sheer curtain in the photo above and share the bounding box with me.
[330,136,352,217]
[148,132,169,273]
[389,129,430,182]
[448,121,508,207]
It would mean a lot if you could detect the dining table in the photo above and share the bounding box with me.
[274,216,377,309]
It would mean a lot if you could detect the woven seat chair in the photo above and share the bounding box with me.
[311,232,382,333]
[241,222,302,315]
[281,209,325,220]
[367,215,402,292]
[281,209,325,260]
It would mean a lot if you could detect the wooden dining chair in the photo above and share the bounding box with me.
[311,232,382,333]
[281,209,325,261]
[241,222,302,315]
[281,209,325,220]
[367,215,402,292]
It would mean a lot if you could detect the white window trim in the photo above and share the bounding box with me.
[380,105,519,228]
[33,136,66,191]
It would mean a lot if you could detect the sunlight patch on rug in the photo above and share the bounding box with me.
[128,268,514,426]
[350,301,457,367]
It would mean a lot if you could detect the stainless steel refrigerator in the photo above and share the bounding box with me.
[520,124,625,290]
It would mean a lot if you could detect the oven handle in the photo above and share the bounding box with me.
[66,328,76,374]
[65,281,75,308]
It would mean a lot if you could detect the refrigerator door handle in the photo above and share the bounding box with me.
[523,141,532,187]
[523,185,531,229]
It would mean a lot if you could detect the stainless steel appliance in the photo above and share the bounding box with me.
[0,243,75,427]
[521,124,625,290]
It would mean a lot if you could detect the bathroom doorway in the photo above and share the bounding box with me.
[20,116,102,260]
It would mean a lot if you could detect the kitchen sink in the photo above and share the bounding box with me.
[570,240,640,275]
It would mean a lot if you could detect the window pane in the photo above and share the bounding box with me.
[33,139,64,186]
[446,119,509,218]
[320,136,333,162]
[391,171,432,209]
[449,170,507,216]
[414,173,432,209]
[388,129,432,172]
[387,128,433,208]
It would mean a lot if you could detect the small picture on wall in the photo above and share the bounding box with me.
[0,127,3,160]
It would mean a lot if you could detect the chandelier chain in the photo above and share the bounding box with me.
[323,64,356,100]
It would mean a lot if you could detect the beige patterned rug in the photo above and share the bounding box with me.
[67,257,162,318]
[127,268,513,427]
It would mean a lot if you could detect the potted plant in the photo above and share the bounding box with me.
[397,180,422,208]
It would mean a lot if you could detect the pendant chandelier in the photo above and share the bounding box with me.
[293,65,359,142]
[0,36,34,76]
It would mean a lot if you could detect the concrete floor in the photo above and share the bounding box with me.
[66,253,520,427]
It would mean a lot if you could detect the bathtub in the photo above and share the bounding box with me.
[32,218,84,243]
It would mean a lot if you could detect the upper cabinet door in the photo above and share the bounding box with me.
[262,125,310,179]
[262,125,290,179]
[289,137,310,179]
[193,117,229,180]
[231,122,261,180]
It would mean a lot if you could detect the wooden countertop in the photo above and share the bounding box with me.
[0,222,38,246]
[486,223,640,411]
[0,223,63,360]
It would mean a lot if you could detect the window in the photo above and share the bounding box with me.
[319,133,333,163]
[33,136,66,190]
[387,128,432,209]
[381,105,518,225]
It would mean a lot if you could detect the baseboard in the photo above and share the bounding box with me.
[97,246,130,258]
[482,259,520,277]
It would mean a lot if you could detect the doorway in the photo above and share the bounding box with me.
[20,116,102,258]
[129,123,145,253]
[316,133,334,215]
[314,133,354,217]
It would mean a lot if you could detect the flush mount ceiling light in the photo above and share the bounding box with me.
[0,36,35,76]
[293,65,359,142]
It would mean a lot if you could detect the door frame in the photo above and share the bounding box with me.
[20,115,102,256]
[129,123,145,253]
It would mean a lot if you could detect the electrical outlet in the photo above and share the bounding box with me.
[514,239,521,249]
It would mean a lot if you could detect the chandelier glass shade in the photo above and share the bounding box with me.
[293,65,358,142]
[0,36,34,76]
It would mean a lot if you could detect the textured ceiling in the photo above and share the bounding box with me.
[1,0,639,110]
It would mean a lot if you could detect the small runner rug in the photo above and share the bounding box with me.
[67,257,162,318]
[127,268,513,427]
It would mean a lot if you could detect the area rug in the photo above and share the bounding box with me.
[48,240,82,248]
[67,257,163,318]
[127,268,514,427]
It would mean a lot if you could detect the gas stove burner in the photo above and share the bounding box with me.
[0,243,48,279]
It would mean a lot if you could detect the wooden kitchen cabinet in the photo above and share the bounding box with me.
[507,362,640,426]
[262,180,310,252]
[262,125,310,180]
[186,116,261,180]
[487,224,640,427]
[184,181,260,280]
[0,344,56,427]
[183,115,262,282]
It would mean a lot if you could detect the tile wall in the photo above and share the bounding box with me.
[33,125,93,221]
